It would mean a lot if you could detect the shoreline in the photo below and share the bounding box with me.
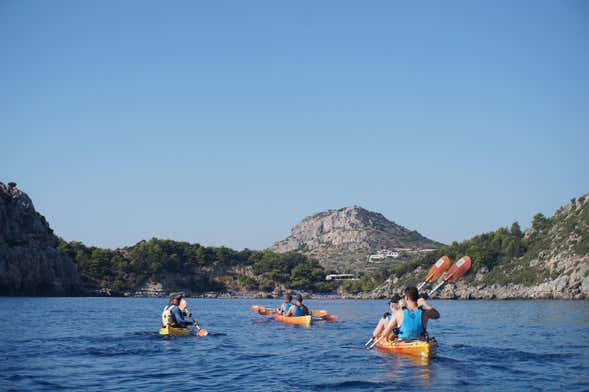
[1,292,587,300]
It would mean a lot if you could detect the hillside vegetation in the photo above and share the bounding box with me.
[58,238,336,295]
[375,194,589,299]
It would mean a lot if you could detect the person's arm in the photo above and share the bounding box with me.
[173,307,196,326]
[417,298,440,320]
[284,305,294,317]
[381,311,400,337]
[304,305,310,316]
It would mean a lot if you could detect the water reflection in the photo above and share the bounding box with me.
[379,351,433,388]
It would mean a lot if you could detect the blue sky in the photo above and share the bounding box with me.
[1,1,588,250]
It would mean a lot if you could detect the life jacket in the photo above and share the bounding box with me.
[283,303,293,314]
[398,308,425,339]
[291,304,306,317]
[161,304,179,327]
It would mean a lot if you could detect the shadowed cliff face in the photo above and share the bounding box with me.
[0,182,83,295]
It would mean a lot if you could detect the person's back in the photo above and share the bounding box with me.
[285,294,309,317]
[383,286,439,340]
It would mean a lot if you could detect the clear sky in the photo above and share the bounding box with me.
[1,1,588,250]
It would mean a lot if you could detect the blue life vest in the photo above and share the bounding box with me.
[398,308,424,339]
[283,303,293,314]
[291,305,306,317]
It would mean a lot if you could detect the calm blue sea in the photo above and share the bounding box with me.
[0,298,588,391]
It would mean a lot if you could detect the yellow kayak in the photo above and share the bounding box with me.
[375,337,437,359]
[159,325,192,336]
[273,314,312,326]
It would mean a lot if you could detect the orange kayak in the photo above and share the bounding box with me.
[375,337,437,359]
[272,314,312,326]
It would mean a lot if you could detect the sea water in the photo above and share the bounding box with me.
[1,298,588,391]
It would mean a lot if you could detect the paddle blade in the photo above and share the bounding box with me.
[250,305,261,313]
[258,307,274,316]
[197,328,208,336]
[179,299,187,310]
[445,256,472,283]
[312,309,328,316]
[424,256,450,283]
[321,314,337,322]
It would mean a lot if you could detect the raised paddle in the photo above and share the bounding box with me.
[416,256,450,290]
[428,256,472,297]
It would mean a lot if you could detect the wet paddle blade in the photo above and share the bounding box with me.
[250,305,261,313]
[321,314,337,322]
[258,307,274,316]
[179,299,187,310]
[312,309,328,316]
[445,256,472,283]
[424,256,451,283]
[197,328,208,337]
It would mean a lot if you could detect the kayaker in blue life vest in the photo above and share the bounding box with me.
[161,292,198,328]
[284,294,310,317]
[278,293,293,315]
[381,286,439,340]
[371,294,403,339]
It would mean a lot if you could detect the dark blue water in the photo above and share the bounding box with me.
[1,298,588,391]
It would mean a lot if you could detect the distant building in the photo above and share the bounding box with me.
[325,274,358,281]
[368,250,400,263]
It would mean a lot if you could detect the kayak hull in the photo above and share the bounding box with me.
[159,325,192,336]
[272,314,312,326]
[375,338,437,359]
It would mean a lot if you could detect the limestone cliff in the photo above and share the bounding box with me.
[271,206,442,272]
[0,182,83,295]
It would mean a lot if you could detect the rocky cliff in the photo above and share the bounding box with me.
[271,206,442,272]
[372,193,589,299]
[0,182,83,295]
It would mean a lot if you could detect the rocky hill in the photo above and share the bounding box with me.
[372,193,589,299]
[0,182,83,295]
[271,206,442,272]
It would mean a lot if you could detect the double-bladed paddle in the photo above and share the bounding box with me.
[428,256,472,296]
[416,256,450,290]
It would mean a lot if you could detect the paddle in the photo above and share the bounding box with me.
[311,309,338,322]
[428,256,472,296]
[416,256,450,290]
[195,324,208,337]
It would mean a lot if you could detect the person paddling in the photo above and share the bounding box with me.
[162,292,198,328]
[284,294,310,317]
[381,286,439,340]
[371,294,403,340]
[278,293,293,315]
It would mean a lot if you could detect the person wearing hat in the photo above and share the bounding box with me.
[371,294,404,340]
[284,294,310,317]
[161,292,198,328]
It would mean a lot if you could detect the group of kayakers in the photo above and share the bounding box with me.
[160,286,439,342]
[160,291,312,330]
